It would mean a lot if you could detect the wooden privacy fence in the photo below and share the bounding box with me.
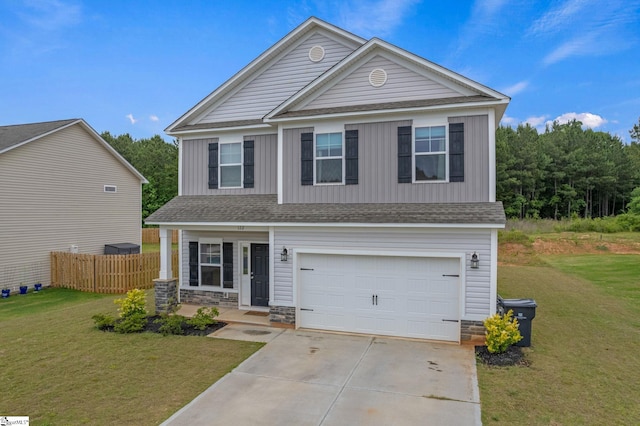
[50,250,179,294]
[142,228,179,244]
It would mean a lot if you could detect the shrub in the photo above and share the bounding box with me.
[155,314,186,336]
[114,289,147,318]
[113,312,148,333]
[186,307,219,331]
[484,310,523,354]
[92,313,115,330]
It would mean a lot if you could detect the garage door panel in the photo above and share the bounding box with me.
[299,254,460,341]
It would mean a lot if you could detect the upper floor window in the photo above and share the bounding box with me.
[414,126,446,182]
[315,133,343,184]
[220,142,242,188]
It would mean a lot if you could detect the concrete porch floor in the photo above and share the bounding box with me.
[177,304,271,327]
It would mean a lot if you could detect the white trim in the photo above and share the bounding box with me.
[277,125,284,204]
[268,227,275,307]
[178,137,183,196]
[489,228,498,316]
[488,108,496,202]
[146,221,506,229]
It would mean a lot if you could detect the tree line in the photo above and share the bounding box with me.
[497,119,640,219]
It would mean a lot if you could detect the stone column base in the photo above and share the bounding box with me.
[154,278,178,314]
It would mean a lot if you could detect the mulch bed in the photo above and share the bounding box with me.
[475,345,529,366]
[100,315,227,336]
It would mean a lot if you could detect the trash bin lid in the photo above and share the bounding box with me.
[501,298,537,308]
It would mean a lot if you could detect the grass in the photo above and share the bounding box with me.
[0,288,263,425]
[478,252,640,424]
[141,243,178,253]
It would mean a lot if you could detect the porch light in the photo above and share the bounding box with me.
[470,252,479,269]
[280,246,288,262]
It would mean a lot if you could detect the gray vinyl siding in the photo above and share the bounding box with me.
[282,115,489,203]
[304,55,461,110]
[181,134,277,195]
[197,32,358,124]
[273,227,492,318]
[0,124,142,290]
[180,230,268,289]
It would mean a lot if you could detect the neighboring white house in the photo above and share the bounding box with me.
[147,17,510,343]
[0,119,147,291]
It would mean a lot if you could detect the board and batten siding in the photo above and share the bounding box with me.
[273,227,492,319]
[282,115,489,203]
[180,230,268,290]
[0,124,142,290]
[197,32,359,124]
[304,54,461,110]
[181,134,277,195]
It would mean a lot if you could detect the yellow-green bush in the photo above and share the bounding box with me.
[484,309,523,353]
[114,289,147,318]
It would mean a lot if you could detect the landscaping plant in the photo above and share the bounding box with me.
[484,309,523,354]
[186,307,219,330]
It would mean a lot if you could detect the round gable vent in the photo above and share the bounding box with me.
[309,45,325,62]
[369,68,388,87]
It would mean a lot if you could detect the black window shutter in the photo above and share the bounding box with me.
[188,242,199,286]
[301,132,314,185]
[345,130,358,185]
[243,140,254,188]
[223,242,233,288]
[449,123,464,182]
[208,142,218,189]
[397,126,412,183]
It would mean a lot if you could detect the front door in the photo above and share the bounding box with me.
[251,244,269,307]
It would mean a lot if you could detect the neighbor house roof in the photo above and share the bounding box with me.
[0,118,148,183]
[146,195,506,227]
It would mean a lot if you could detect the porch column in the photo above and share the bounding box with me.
[159,227,173,280]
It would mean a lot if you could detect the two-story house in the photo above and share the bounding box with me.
[147,17,509,343]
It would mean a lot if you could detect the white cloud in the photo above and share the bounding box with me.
[450,0,509,56]
[337,0,421,37]
[546,112,607,129]
[19,0,82,31]
[525,115,549,128]
[149,115,159,122]
[501,81,529,96]
[126,114,138,124]
[528,0,588,35]
[542,34,594,65]
[500,115,517,126]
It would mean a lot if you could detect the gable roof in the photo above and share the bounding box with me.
[265,38,509,124]
[146,194,506,227]
[0,119,148,183]
[166,17,366,135]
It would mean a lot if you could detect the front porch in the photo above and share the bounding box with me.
[177,303,271,327]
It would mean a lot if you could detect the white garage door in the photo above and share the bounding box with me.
[298,253,461,342]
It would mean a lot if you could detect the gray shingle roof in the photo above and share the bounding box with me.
[172,119,266,133]
[146,194,506,225]
[0,119,79,152]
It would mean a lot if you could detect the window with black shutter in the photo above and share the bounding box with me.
[208,143,218,189]
[223,242,233,289]
[243,140,254,188]
[188,242,199,286]
[449,123,464,182]
[397,126,412,183]
[301,132,314,185]
[345,129,358,185]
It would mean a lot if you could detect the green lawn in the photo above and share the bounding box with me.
[0,289,263,425]
[479,254,640,424]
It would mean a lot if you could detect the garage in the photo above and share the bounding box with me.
[297,253,461,341]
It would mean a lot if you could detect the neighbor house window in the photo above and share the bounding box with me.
[414,126,446,181]
[315,132,343,184]
[200,240,221,287]
[219,142,242,188]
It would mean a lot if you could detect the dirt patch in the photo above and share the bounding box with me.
[475,345,529,367]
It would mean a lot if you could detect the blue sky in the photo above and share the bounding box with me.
[1,0,639,142]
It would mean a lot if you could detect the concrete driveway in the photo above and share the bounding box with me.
[162,328,481,425]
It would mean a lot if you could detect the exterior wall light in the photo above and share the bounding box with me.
[280,246,288,262]
[470,252,479,269]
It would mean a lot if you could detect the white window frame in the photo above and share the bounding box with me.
[198,238,223,288]
[219,141,243,189]
[314,131,345,185]
[412,123,449,183]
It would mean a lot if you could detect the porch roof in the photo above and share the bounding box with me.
[146,195,506,226]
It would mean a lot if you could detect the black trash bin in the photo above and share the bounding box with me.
[497,296,537,347]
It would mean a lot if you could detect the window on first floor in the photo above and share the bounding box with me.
[414,125,446,182]
[192,239,234,289]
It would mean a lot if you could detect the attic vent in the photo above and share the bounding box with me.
[104,185,117,193]
[308,45,325,62]
[369,68,388,87]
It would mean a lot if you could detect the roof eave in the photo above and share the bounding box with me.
[145,220,505,229]
[167,122,274,137]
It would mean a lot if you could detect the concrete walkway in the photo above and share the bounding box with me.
[162,328,481,426]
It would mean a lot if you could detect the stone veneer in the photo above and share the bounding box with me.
[460,320,486,343]
[179,289,239,308]
[270,306,295,325]
[154,278,178,314]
